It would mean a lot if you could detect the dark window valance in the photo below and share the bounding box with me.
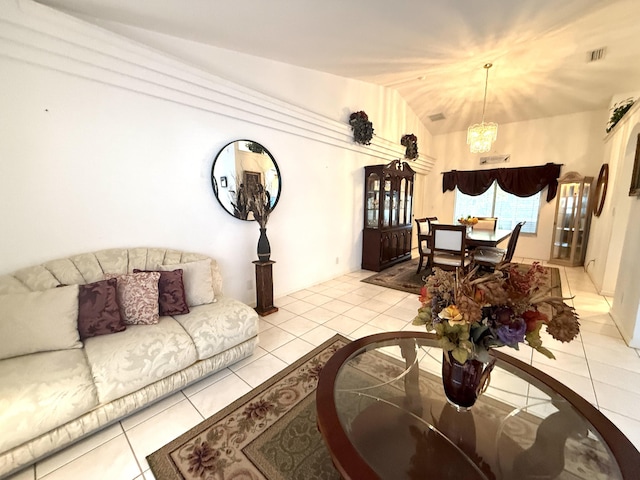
[442,163,562,202]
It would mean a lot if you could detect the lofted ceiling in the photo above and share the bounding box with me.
[36,0,640,135]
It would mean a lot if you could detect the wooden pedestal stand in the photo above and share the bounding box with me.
[253,260,278,316]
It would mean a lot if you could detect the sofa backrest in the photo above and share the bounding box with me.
[0,248,223,296]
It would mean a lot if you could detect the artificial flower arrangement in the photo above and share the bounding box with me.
[458,215,479,226]
[401,133,418,160]
[413,263,580,364]
[349,110,374,145]
[606,98,634,133]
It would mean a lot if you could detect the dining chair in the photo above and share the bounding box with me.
[429,224,471,272]
[473,217,498,231]
[414,216,438,274]
[473,221,526,270]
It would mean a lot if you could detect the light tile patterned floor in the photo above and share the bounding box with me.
[7,259,640,480]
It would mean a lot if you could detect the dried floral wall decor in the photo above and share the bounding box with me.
[606,98,635,133]
[349,111,374,145]
[401,133,418,159]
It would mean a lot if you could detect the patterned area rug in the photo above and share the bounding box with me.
[148,331,611,480]
[361,258,428,294]
[361,260,562,297]
[147,336,349,480]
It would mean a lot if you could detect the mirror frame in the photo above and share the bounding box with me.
[210,140,282,221]
[593,163,608,217]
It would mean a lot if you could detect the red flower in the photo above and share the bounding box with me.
[419,285,429,305]
[522,309,549,333]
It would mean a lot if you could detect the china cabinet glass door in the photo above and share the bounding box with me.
[550,172,593,266]
[399,179,406,226]
[366,173,380,228]
[383,177,391,227]
[574,182,591,263]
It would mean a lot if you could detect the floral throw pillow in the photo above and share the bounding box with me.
[77,278,126,339]
[133,268,189,316]
[104,272,161,325]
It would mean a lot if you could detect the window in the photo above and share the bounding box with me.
[454,182,540,234]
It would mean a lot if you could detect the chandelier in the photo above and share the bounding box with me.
[467,63,498,154]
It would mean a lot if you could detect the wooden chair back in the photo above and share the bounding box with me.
[504,221,526,262]
[430,224,470,271]
[414,216,438,273]
[415,217,438,236]
[473,217,498,231]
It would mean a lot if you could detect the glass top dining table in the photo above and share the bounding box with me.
[316,332,640,480]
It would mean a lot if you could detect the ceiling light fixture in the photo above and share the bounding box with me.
[467,63,498,154]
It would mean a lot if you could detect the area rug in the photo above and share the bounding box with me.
[147,327,611,480]
[361,260,562,297]
[147,335,349,480]
[360,258,428,294]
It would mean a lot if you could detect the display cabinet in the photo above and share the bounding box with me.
[549,172,593,266]
[362,160,415,271]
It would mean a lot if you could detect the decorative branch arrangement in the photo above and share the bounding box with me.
[229,179,272,225]
[247,184,272,228]
[230,177,249,220]
[349,111,374,145]
[401,133,418,159]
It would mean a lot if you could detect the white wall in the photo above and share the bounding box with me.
[0,0,433,304]
[86,19,430,140]
[427,110,607,260]
[587,100,640,345]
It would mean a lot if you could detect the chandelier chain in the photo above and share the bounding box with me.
[481,63,492,124]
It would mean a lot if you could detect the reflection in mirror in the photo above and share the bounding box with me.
[211,140,281,221]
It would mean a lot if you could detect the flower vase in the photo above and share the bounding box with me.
[257,227,271,262]
[441,352,495,411]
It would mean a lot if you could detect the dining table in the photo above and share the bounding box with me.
[417,227,512,252]
[466,228,512,248]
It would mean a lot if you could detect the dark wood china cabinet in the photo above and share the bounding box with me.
[362,160,415,271]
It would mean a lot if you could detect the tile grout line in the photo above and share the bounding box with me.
[121,420,145,480]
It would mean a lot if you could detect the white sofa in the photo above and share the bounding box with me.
[0,248,259,478]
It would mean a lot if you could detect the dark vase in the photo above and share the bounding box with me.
[441,352,496,411]
[257,227,271,262]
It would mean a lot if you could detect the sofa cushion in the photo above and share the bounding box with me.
[158,259,214,307]
[173,295,258,361]
[105,272,161,325]
[0,349,98,453]
[77,278,126,340]
[133,268,189,316]
[83,317,198,403]
[0,285,81,361]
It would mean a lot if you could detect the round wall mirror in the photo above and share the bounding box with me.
[211,140,281,221]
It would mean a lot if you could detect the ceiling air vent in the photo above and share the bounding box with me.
[428,113,446,122]
[586,47,607,63]
[480,154,510,165]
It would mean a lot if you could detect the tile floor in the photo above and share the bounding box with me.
[7,258,640,480]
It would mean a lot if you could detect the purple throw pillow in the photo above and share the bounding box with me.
[133,268,189,316]
[77,278,126,340]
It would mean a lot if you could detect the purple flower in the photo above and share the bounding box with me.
[493,307,514,325]
[496,317,527,346]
